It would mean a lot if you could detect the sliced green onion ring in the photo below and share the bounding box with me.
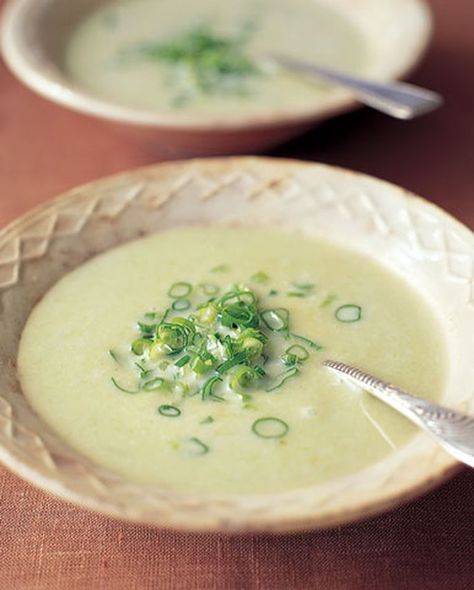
[158,404,181,417]
[266,367,299,392]
[230,366,261,391]
[131,338,151,355]
[187,437,209,455]
[285,344,309,361]
[200,283,220,296]
[108,349,119,363]
[260,308,289,332]
[168,282,192,299]
[250,271,269,283]
[172,298,191,311]
[291,333,322,350]
[201,375,224,401]
[252,417,289,439]
[111,377,140,394]
[143,377,166,391]
[175,354,191,368]
[335,304,362,323]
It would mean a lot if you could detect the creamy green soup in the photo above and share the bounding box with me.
[18,227,447,495]
[65,0,370,117]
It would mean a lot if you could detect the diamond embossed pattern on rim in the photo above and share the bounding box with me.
[0,157,472,533]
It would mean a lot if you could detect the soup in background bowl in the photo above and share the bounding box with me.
[0,157,472,533]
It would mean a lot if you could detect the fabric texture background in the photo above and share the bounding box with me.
[0,0,473,588]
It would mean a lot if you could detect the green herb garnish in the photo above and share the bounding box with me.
[158,404,181,417]
[111,277,322,408]
[335,304,362,323]
[129,24,260,106]
[110,377,140,394]
[210,264,229,273]
[108,349,119,363]
[168,282,192,299]
[200,416,215,424]
[252,417,289,439]
[251,271,270,284]
[187,437,210,456]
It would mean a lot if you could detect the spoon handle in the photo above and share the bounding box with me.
[324,360,474,468]
[268,54,443,120]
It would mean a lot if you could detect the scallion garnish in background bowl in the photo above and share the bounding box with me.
[125,24,261,107]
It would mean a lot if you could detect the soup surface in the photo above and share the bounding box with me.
[65,0,371,117]
[18,227,447,495]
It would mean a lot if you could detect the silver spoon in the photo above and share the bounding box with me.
[324,360,474,468]
[265,54,443,119]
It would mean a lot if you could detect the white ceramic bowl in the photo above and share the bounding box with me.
[0,157,472,533]
[1,0,433,155]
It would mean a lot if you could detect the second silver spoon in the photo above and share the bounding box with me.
[265,54,443,120]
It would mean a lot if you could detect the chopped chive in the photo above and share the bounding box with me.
[186,437,209,455]
[320,294,337,308]
[200,416,214,424]
[216,351,248,374]
[158,404,181,417]
[144,311,159,320]
[210,264,228,273]
[172,298,191,311]
[108,349,119,363]
[335,304,362,323]
[168,282,192,299]
[135,362,152,378]
[200,283,220,296]
[175,354,191,368]
[131,338,151,356]
[260,308,289,332]
[266,367,299,392]
[143,377,166,391]
[252,417,289,439]
[191,351,216,375]
[137,321,156,335]
[220,301,259,329]
[292,282,315,291]
[290,333,322,350]
[230,366,262,391]
[268,289,278,296]
[110,377,140,394]
[156,322,189,354]
[219,289,257,307]
[285,344,309,361]
[250,271,269,283]
[287,291,306,298]
[201,375,224,402]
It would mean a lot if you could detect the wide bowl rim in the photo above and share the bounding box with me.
[0,0,433,131]
[0,156,472,534]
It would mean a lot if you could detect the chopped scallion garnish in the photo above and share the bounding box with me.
[108,349,119,363]
[131,338,151,356]
[172,298,191,311]
[158,404,181,417]
[260,308,289,332]
[168,282,192,299]
[143,377,166,391]
[252,417,289,439]
[200,416,214,424]
[266,367,299,392]
[200,283,220,296]
[187,437,209,455]
[210,264,228,273]
[111,377,140,394]
[250,271,269,284]
[335,304,362,323]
